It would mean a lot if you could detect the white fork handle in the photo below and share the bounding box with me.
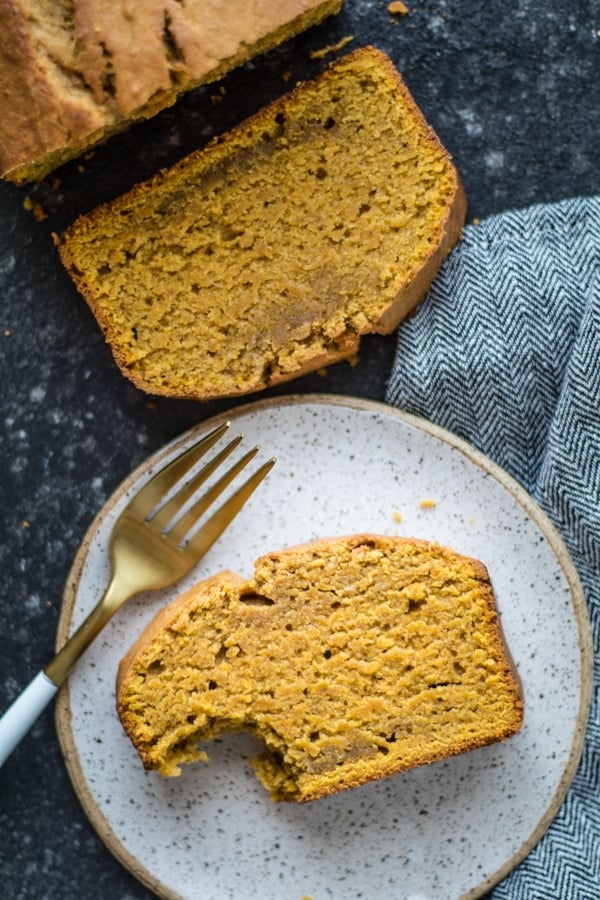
[0,671,58,767]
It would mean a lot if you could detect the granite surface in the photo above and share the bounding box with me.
[0,1,598,898]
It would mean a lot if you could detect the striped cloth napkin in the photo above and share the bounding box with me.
[386,195,600,897]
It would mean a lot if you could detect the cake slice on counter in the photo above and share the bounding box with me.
[57,46,466,402]
[0,0,343,183]
[117,535,523,802]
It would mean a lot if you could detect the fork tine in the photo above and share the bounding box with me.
[182,457,276,559]
[124,421,230,519]
[150,434,244,532]
[168,446,261,546]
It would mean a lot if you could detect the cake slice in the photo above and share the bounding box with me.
[57,46,466,402]
[0,0,343,183]
[116,535,523,802]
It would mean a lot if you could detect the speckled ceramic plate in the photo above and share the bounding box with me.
[55,394,592,900]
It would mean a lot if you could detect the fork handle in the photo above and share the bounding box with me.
[0,671,58,768]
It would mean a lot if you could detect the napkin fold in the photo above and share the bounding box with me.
[386,195,600,897]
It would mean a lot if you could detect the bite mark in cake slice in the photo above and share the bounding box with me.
[117,534,523,802]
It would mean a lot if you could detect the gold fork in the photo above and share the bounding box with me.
[0,421,274,767]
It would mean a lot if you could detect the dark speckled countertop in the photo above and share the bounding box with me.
[1,1,599,898]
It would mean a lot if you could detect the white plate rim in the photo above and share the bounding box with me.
[55,393,593,900]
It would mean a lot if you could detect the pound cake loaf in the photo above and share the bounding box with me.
[0,0,343,183]
[57,47,466,402]
[117,535,523,802]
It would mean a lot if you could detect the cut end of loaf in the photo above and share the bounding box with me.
[116,535,523,802]
[58,46,465,402]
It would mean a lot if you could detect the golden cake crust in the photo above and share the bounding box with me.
[116,534,523,802]
[0,0,343,182]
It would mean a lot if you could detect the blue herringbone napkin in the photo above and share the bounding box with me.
[386,195,600,897]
